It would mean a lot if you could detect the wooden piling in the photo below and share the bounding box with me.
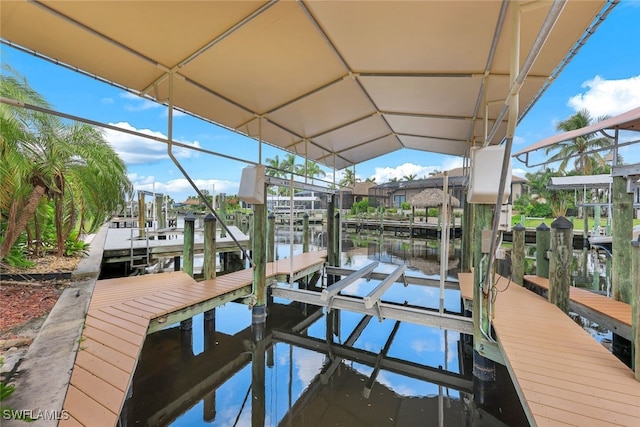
[612,176,633,303]
[138,192,146,238]
[512,223,525,286]
[267,213,275,263]
[303,213,309,253]
[631,238,639,380]
[472,204,492,340]
[252,191,267,333]
[220,192,227,238]
[536,222,550,278]
[183,211,195,277]
[410,206,415,238]
[203,213,216,280]
[155,195,164,229]
[549,216,573,313]
[471,204,495,392]
[326,196,335,284]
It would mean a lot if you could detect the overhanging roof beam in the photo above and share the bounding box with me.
[264,76,345,115]
[140,1,277,97]
[298,0,400,149]
[31,0,166,72]
[358,71,549,79]
[485,0,567,144]
[383,111,471,121]
[396,133,468,144]
[310,112,377,140]
[467,0,509,144]
[315,133,395,165]
[519,0,619,120]
[0,96,256,166]
[178,1,277,68]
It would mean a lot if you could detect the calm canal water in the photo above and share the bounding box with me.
[123,227,537,426]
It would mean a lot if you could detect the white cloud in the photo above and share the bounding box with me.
[371,162,439,183]
[294,350,325,385]
[120,92,185,117]
[129,177,239,203]
[512,168,527,178]
[104,122,201,165]
[411,339,438,353]
[568,75,640,118]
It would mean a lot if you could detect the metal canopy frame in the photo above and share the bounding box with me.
[0,0,616,171]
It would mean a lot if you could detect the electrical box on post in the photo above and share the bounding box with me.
[238,164,265,204]
[468,145,511,204]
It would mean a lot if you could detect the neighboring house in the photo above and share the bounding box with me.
[338,181,376,210]
[368,167,527,209]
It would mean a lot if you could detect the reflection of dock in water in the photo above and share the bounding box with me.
[126,301,482,427]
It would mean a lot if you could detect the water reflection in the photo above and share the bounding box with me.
[124,232,528,426]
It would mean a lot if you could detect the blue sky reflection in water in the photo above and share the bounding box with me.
[126,236,527,427]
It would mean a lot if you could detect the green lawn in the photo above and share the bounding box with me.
[512,216,640,229]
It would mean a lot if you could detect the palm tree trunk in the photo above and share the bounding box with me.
[0,185,47,259]
[54,195,66,257]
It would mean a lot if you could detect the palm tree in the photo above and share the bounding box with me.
[339,169,356,188]
[545,109,612,174]
[280,153,298,174]
[1,67,55,259]
[296,159,326,183]
[265,155,283,177]
[1,68,132,259]
[429,169,442,177]
[403,174,417,181]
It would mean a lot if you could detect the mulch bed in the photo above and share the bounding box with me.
[0,282,63,337]
[1,255,81,339]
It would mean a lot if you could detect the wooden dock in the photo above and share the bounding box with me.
[523,275,632,340]
[59,251,326,427]
[102,225,250,265]
[458,273,640,426]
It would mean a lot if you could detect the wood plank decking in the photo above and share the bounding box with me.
[458,273,640,426]
[524,275,631,339]
[59,251,326,427]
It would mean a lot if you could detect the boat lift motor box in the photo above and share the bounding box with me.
[238,164,266,204]
[468,145,511,205]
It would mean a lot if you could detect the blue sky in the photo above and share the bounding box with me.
[2,1,640,203]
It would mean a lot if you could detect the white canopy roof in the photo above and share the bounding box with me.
[0,0,614,170]
[547,174,612,190]
[514,106,640,165]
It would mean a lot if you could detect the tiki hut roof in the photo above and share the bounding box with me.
[409,188,460,208]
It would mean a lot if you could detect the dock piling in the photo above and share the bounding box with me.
[181,212,196,331]
[252,197,267,339]
[267,213,275,263]
[512,223,525,286]
[303,213,309,253]
[549,216,573,313]
[612,176,633,303]
[203,213,217,280]
[535,222,550,278]
[183,212,195,277]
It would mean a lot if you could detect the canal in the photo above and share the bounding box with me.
[122,226,535,426]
